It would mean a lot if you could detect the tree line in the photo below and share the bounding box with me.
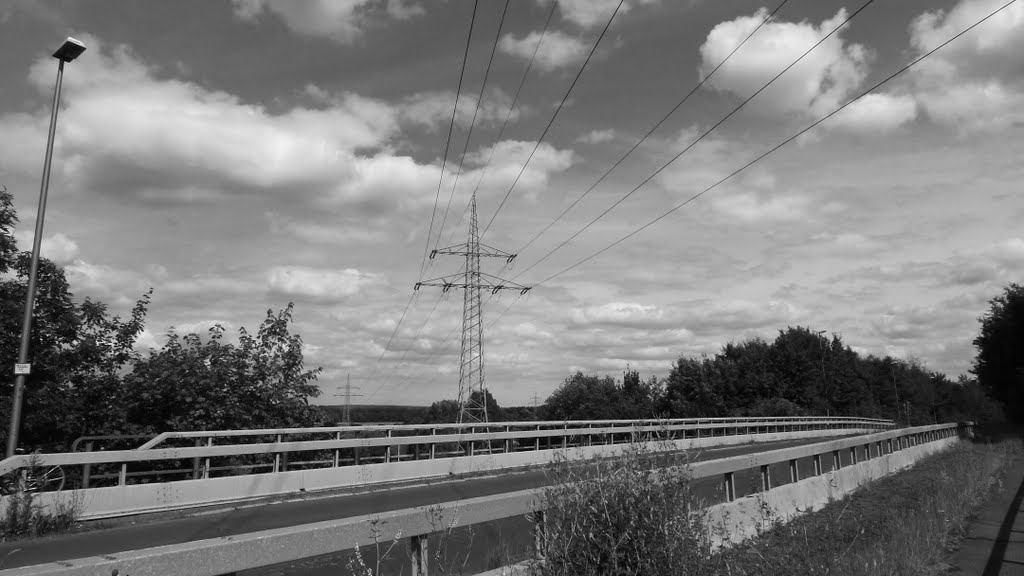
[541,325,1004,425]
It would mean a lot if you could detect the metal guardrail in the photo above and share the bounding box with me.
[0,417,894,489]
[0,422,966,576]
[136,416,895,449]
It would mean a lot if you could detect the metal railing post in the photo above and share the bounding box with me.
[535,425,541,451]
[192,438,202,479]
[724,471,736,501]
[274,434,282,473]
[82,441,93,489]
[430,428,436,459]
[203,437,212,479]
[850,446,857,465]
[334,431,341,467]
[789,459,799,483]
[119,462,127,486]
[386,429,393,463]
[410,534,429,576]
[505,425,511,453]
[833,450,841,470]
[813,454,822,476]
[760,464,771,492]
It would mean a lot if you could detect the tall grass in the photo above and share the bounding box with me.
[533,437,717,576]
[529,437,1020,576]
[0,454,84,541]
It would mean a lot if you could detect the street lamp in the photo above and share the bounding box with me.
[816,330,829,417]
[6,38,86,458]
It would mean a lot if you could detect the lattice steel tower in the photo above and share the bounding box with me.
[415,193,529,423]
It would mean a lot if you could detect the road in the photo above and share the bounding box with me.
[0,435,850,571]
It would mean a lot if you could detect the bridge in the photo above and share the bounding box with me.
[0,417,969,575]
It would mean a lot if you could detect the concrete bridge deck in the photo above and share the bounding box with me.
[0,436,831,570]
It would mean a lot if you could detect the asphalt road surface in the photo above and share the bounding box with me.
[0,435,854,572]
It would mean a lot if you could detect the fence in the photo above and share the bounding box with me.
[2,417,893,491]
[0,422,968,576]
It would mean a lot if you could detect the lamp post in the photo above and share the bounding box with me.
[6,38,86,459]
[816,330,829,417]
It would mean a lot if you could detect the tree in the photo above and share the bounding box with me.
[124,304,326,433]
[544,372,623,421]
[0,185,136,448]
[973,284,1024,421]
[426,399,460,423]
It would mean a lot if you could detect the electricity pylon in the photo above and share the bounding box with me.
[333,374,362,425]
[415,192,530,424]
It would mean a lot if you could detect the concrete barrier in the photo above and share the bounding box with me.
[704,435,958,547]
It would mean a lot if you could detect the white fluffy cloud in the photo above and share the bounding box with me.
[13,232,80,266]
[829,93,918,133]
[700,8,870,119]
[0,36,511,214]
[267,266,382,301]
[400,90,520,130]
[232,0,423,43]
[544,0,658,29]
[499,30,589,72]
[907,0,1024,132]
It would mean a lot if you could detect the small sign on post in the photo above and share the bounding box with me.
[13,363,31,375]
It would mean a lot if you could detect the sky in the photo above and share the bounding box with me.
[0,0,1021,407]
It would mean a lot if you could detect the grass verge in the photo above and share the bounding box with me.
[714,439,1020,575]
[528,436,1020,576]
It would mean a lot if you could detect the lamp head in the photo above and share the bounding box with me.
[53,37,87,63]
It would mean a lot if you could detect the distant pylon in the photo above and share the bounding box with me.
[415,192,530,423]
[333,373,362,425]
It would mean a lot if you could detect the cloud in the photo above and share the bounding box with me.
[907,0,1024,132]
[700,8,870,119]
[545,0,658,29]
[0,36,472,214]
[499,30,589,72]
[399,90,521,131]
[266,212,388,245]
[463,140,574,200]
[711,192,813,223]
[828,93,918,133]
[231,0,423,44]
[576,128,617,144]
[830,237,1024,289]
[569,302,676,329]
[266,266,382,302]
[13,232,80,266]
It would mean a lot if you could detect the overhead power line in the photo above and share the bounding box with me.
[365,291,447,403]
[528,0,1018,288]
[419,0,481,282]
[479,0,626,240]
[433,0,513,255]
[376,1,480,391]
[515,0,792,256]
[443,0,561,249]
[512,0,874,282]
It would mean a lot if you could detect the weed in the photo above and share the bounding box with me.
[532,429,718,576]
[0,454,84,541]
